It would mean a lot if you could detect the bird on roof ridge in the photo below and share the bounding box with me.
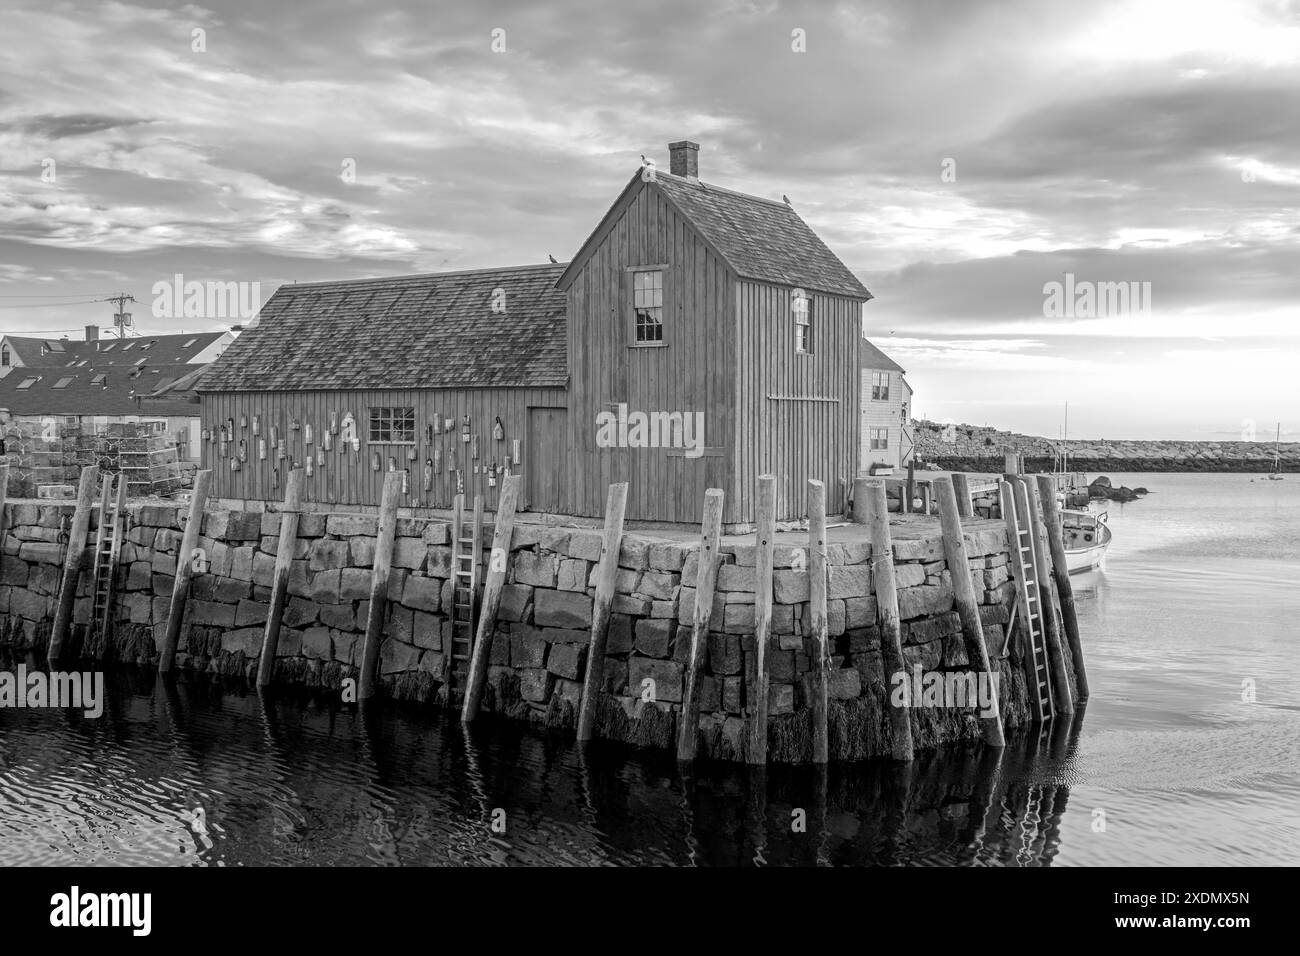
[782,194,791,204]
[548,254,558,263]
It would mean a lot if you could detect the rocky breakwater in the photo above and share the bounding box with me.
[913,421,1300,474]
[0,501,1071,763]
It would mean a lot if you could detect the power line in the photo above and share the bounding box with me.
[0,300,105,309]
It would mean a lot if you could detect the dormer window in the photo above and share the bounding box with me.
[631,268,664,344]
[793,288,812,353]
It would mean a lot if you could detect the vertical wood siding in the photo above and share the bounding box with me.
[733,282,860,521]
[201,387,566,511]
[566,184,737,524]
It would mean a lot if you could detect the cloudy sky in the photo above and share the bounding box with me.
[2,0,1297,440]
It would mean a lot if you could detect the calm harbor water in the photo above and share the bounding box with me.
[1,472,1297,866]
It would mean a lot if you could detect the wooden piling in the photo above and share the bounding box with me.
[851,477,873,523]
[745,475,776,765]
[160,469,212,673]
[905,459,916,514]
[463,474,523,722]
[358,471,404,700]
[807,479,830,764]
[1024,478,1074,713]
[0,462,9,565]
[575,482,627,739]
[257,468,304,687]
[862,480,914,761]
[1035,474,1088,700]
[951,472,973,518]
[48,465,99,664]
[934,477,1004,747]
[676,488,724,762]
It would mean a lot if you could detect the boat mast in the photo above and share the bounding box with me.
[1275,423,1281,474]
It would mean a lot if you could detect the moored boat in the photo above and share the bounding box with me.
[1060,507,1111,574]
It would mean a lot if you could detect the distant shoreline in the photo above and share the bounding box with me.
[924,455,1291,475]
[913,420,1296,475]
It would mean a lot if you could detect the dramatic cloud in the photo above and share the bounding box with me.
[0,0,1296,437]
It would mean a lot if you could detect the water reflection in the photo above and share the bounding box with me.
[0,659,1096,867]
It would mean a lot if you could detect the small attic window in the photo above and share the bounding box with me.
[121,342,134,351]
[65,359,77,367]
[17,377,38,389]
[134,357,147,366]
[793,288,812,354]
[47,340,65,352]
[92,374,107,385]
[631,268,664,344]
[101,343,116,352]
[183,338,197,347]
[53,377,73,389]
[141,340,155,350]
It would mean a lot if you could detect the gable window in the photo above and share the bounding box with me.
[870,427,889,450]
[1,347,9,367]
[632,269,664,344]
[368,406,415,443]
[793,289,812,353]
[871,371,890,401]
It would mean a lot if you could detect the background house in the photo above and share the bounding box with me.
[859,338,913,474]
[199,141,873,526]
[0,327,236,459]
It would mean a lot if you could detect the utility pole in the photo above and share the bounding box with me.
[105,293,136,338]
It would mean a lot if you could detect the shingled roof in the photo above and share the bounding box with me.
[861,338,906,374]
[200,263,568,392]
[0,362,202,417]
[2,331,226,368]
[652,172,872,299]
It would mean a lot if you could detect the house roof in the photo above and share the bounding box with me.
[200,263,569,392]
[652,172,872,299]
[1,331,226,368]
[0,362,202,417]
[861,338,906,374]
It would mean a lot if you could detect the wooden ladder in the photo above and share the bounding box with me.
[88,474,127,645]
[445,493,484,694]
[1006,479,1054,723]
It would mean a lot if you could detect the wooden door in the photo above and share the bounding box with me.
[525,406,567,512]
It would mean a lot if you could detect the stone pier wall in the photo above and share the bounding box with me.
[0,500,1073,762]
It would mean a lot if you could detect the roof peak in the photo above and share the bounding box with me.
[280,261,569,292]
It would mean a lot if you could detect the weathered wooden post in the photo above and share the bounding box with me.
[0,462,9,565]
[676,487,724,762]
[951,472,973,519]
[745,475,776,765]
[257,468,304,687]
[160,469,212,673]
[807,479,830,764]
[575,482,628,739]
[934,477,1005,747]
[463,474,523,722]
[358,471,404,700]
[905,459,916,514]
[851,477,873,523]
[1023,478,1073,714]
[1035,474,1088,700]
[48,464,99,664]
[863,480,914,761]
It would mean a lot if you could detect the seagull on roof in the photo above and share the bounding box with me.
[641,154,649,164]
[782,194,791,204]
[548,254,558,264]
